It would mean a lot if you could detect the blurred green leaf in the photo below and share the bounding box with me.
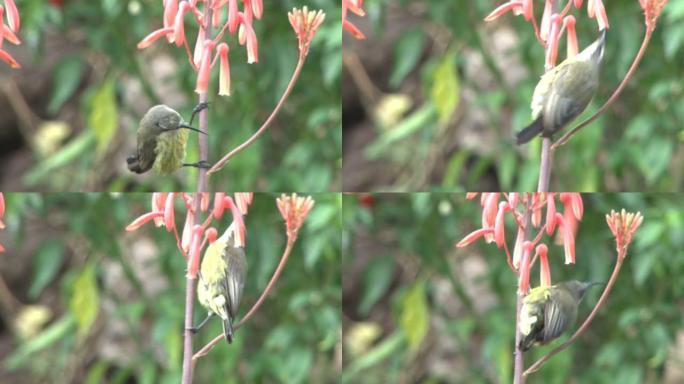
[399,280,429,352]
[342,332,405,384]
[359,256,395,315]
[5,315,75,370]
[430,51,460,124]
[390,29,427,88]
[69,263,100,338]
[366,104,436,159]
[23,131,95,186]
[29,240,65,299]
[88,78,119,157]
[48,56,84,114]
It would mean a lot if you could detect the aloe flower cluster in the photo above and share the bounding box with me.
[138,0,264,96]
[457,193,583,294]
[485,0,609,67]
[606,209,643,259]
[126,193,253,278]
[342,0,365,39]
[126,192,314,278]
[0,0,21,68]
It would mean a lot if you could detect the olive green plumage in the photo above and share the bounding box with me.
[519,280,600,351]
[197,226,247,343]
[516,29,606,144]
[127,104,209,174]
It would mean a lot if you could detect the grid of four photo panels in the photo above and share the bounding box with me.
[0,1,681,383]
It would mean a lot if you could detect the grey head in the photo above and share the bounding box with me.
[559,280,603,301]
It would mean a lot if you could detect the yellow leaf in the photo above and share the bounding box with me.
[88,79,119,157]
[70,263,99,338]
[430,51,460,124]
[400,280,429,352]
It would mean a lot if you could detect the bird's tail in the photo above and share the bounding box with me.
[222,317,234,344]
[515,116,543,145]
[519,333,536,352]
[126,155,144,173]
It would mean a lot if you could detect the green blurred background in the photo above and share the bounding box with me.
[0,0,341,192]
[342,193,684,383]
[342,0,684,191]
[0,193,341,383]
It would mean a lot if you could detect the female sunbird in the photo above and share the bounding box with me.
[516,29,606,144]
[519,280,601,351]
[194,225,247,343]
[126,103,210,174]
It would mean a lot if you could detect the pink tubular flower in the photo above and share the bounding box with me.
[536,244,551,286]
[466,192,479,200]
[512,226,525,268]
[545,14,562,67]
[564,16,578,57]
[289,7,326,56]
[4,0,19,33]
[164,193,176,232]
[181,209,195,254]
[204,227,218,243]
[234,192,253,215]
[518,241,534,294]
[195,40,215,94]
[343,0,366,39]
[213,192,226,219]
[555,212,576,264]
[484,1,523,22]
[126,211,165,231]
[277,193,315,241]
[239,19,259,63]
[152,193,167,227]
[137,27,175,49]
[457,228,495,248]
[173,1,190,47]
[540,0,554,41]
[0,44,21,69]
[494,202,509,248]
[187,225,203,278]
[164,0,179,42]
[0,2,22,69]
[481,193,500,243]
[216,43,231,96]
[508,193,519,210]
[588,0,610,30]
[545,193,557,235]
[560,193,583,220]
[223,196,246,247]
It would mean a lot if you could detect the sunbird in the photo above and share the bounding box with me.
[519,280,602,351]
[516,29,606,144]
[193,225,247,343]
[127,103,210,174]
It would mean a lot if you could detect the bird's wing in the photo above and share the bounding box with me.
[224,245,247,318]
[545,62,595,130]
[530,67,559,119]
[542,293,570,343]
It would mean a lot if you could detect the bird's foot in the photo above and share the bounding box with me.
[183,160,212,169]
[188,102,210,125]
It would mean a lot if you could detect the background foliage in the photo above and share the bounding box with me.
[0,193,341,383]
[342,0,684,191]
[342,193,684,383]
[0,0,340,192]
